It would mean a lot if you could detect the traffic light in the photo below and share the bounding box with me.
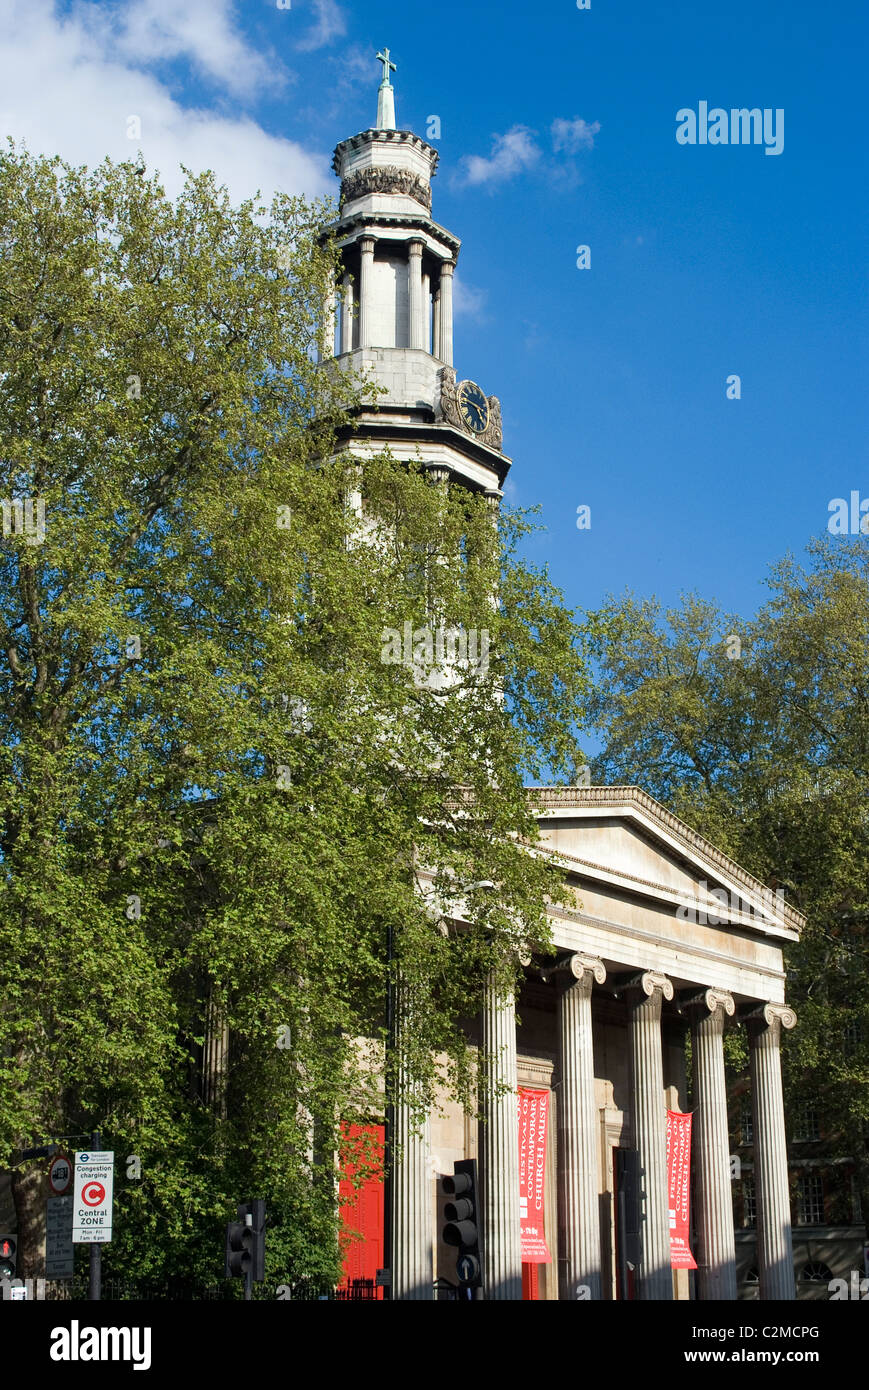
[225,1214,253,1280]
[441,1159,481,1290]
[0,1235,17,1279]
[224,1200,265,1284]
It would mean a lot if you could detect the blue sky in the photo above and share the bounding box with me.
[2,0,866,625]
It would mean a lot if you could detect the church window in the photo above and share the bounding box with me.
[741,1176,756,1228]
[794,1172,824,1226]
[791,1105,820,1142]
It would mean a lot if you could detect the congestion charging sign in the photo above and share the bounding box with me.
[72,1152,114,1243]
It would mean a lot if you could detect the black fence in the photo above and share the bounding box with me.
[36,1276,385,1302]
[25,1274,464,1301]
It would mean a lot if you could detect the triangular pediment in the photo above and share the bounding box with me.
[529,786,803,943]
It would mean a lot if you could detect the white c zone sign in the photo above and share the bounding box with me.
[72,1151,114,1244]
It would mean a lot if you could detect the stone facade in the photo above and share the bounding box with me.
[400,789,804,1300]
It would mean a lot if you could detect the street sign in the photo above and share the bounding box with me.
[456,1253,480,1284]
[46,1196,74,1277]
[72,1151,114,1244]
[48,1154,72,1196]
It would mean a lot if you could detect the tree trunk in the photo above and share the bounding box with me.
[11,1165,47,1278]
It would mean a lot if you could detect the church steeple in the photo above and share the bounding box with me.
[321,50,508,495]
[328,50,452,361]
[375,47,397,131]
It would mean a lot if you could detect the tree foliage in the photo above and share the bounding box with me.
[0,146,589,1285]
[586,537,869,1225]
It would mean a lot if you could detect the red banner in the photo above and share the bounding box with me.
[666,1109,697,1269]
[518,1087,552,1263]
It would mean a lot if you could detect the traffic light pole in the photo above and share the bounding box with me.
[244,1211,253,1301]
[88,1131,102,1302]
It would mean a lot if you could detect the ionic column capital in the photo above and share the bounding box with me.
[746,1002,797,1038]
[686,987,736,1021]
[563,953,607,990]
[626,969,674,1003]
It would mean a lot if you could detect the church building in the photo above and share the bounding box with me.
[322,53,803,1303]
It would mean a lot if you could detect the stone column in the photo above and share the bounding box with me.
[407,240,424,349]
[340,271,354,354]
[202,989,229,1116]
[390,1102,432,1300]
[557,953,606,1300]
[688,988,737,1300]
[319,273,336,362]
[432,287,441,360]
[358,237,375,348]
[390,985,433,1300]
[479,977,522,1299]
[627,970,674,1300]
[748,1002,797,1300]
[439,260,454,366]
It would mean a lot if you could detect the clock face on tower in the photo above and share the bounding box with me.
[457,380,490,435]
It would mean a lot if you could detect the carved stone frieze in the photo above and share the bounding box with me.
[340,166,432,211]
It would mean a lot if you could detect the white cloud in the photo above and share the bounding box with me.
[107,0,282,99]
[296,0,347,52]
[550,117,600,154]
[452,274,487,322]
[0,0,331,203]
[456,125,540,188]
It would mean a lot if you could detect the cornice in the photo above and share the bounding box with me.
[532,903,788,987]
[332,128,440,177]
[324,212,461,257]
[333,419,512,486]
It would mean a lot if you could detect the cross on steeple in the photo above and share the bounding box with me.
[374,47,397,130]
[376,47,396,86]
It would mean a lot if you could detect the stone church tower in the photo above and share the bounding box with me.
[320,54,803,1305]
[321,48,507,506]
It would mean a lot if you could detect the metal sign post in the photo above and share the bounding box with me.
[73,1134,113,1301]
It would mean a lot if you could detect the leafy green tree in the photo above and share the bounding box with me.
[586,536,869,1228]
[0,146,589,1287]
